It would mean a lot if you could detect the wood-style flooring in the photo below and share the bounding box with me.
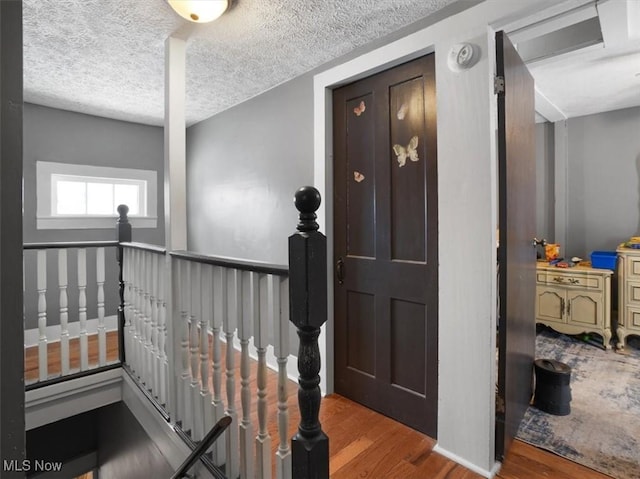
[25,333,608,478]
[24,331,119,383]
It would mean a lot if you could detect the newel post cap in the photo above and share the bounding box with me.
[294,186,321,232]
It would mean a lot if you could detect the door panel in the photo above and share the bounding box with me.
[346,93,376,258]
[333,54,438,437]
[495,31,537,460]
[390,299,426,395]
[346,291,376,375]
[389,77,427,262]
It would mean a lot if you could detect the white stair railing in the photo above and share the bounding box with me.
[23,241,121,386]
[128,249,292,479]
[121,242,168,406]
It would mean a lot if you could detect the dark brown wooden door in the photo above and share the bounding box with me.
[495,31,537,460]
[333,55,438,437]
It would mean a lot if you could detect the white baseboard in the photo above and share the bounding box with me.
[25,315,118,347]
[432,444,501,478]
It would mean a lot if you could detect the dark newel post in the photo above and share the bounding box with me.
[116,204,132,364]
[289,186,329,479]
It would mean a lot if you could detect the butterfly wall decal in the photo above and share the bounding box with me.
[353,100,366,117]
[397,103,408,120]
[392,135,419,167]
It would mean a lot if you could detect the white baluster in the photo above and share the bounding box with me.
[256,273,272,479]
[145,251,153,388]
[58,249,70,376]
[158,254,168,406]
[141,250,150,383]
[97,247,106,366]
[200,264,214,444]
[211,266,227,466]
[239,271,256,479]
[124,247,133,369]
[224,268,240,479]
[37,250,48,381]
[78,248,88,371]
[181,260,193,434]
[150,252,160,397]
[274,276,291,479]
[137,249,145,379]
[131,249,141,377]
[190,262,203,440]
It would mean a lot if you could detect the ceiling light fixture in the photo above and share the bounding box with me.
[167,0,229,23]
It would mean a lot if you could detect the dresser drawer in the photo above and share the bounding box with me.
[536,272,601,289]
[625,281,640,306]
[623,254,640,280]
[622,305,640,330]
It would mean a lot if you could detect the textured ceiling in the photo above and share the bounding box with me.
[23,0,640,127]
[23,0,458,126]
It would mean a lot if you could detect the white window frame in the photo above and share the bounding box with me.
[37,161,158,229]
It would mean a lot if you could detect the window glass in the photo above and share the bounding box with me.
[87,182,115,215]
[114,183,140,215]
[56,180,86,214]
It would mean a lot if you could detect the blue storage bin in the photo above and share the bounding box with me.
[590,251,617,269]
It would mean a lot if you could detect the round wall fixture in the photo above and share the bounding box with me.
[447,43,479,72]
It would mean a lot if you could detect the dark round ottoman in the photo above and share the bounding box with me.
[533,359,572,416]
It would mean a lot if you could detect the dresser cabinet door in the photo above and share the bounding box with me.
[536,286,565,323]
[567,291,601,327]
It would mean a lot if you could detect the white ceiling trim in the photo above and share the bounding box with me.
[535,87,567,123]
[597,0,635,47]
[507,2,597,44]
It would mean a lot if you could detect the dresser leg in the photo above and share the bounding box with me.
[616,326,627,350]
[603,328,612,350]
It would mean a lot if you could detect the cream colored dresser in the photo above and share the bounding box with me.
[535,262,612,349]
[616,246,640,349]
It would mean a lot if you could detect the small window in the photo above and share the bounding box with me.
[37,162,157,229]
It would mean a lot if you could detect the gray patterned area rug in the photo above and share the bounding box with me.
[516,328,640,479]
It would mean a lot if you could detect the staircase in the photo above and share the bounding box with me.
[22,187,330,479]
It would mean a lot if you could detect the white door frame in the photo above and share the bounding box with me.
[311,1,557,477]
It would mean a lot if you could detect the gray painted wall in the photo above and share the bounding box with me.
[566,106,640,257]
[23,104,164,328]
[186,75,312,264]
[535,122,554,246]
[537,106,640,259]
[184,0,476,264]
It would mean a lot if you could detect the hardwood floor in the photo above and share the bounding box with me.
[318,394,609,479]
[25,333,609,478]
[24,331,119,383]
[217,342,610,479]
